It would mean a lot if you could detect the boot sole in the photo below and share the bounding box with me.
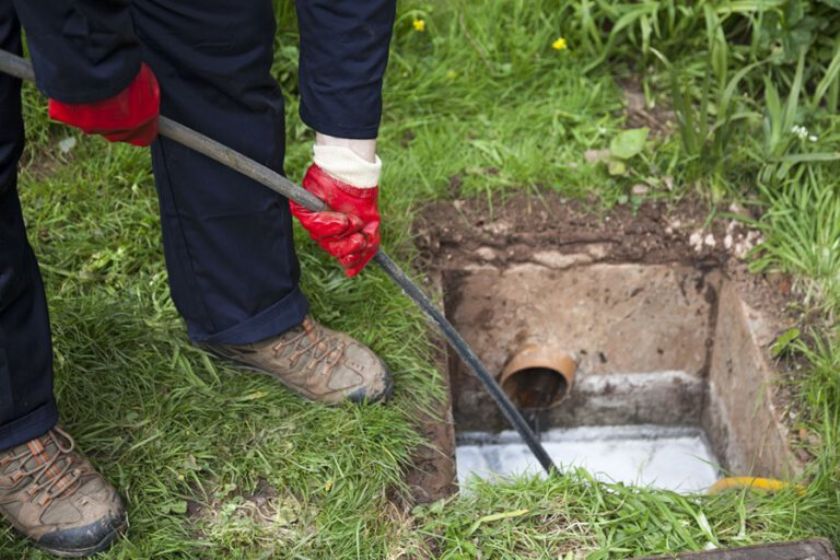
[200,345,394,405]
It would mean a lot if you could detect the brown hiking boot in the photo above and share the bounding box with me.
[0,428,126,557]
[204,315,393,405]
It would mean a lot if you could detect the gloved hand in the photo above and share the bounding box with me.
[290,144,381,277]
[48,63,160,147]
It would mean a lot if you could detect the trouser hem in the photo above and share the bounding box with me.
[189,286,309,345]
[0,400,58,452]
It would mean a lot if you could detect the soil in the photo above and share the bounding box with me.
[620,79,676,136]
[413,192,788,315]
[400,400,457,505]
[414,192,740,269]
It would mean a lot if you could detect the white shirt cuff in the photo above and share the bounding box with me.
[312,145,381,189]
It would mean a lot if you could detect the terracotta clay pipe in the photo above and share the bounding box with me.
[500,343,577,410]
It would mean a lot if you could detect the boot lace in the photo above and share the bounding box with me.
[0,427,84,506]
[272,318,345,376]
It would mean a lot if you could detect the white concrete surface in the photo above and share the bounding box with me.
[456,425,720,494]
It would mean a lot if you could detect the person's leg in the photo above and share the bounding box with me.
[0,0,58,453]
[0,4,126,556]
[130,0,308,346]
[130,0,391,404]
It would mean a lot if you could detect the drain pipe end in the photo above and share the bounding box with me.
[499,344,577,410]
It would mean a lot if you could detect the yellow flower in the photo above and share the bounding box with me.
[552,37,568,51]
[446,69,458,79]
[413,18,426,32]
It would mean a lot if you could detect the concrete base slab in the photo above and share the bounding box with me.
[457,425,720,494]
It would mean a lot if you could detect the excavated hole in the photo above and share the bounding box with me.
[444,264,722,493]
[406,196,801,503]
[436,262,798,495]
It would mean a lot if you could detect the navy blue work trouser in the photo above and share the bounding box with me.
[0,0,311,450]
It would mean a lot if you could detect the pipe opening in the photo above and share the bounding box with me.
[501,367,569,410]
[499,345,577,411]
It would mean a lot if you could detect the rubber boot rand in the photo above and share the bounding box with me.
[204,315,393,405]
[0,427,126,557]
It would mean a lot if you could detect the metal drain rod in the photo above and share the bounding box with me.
[0,50,558,475]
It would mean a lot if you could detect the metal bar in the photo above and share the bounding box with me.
[0,49,557,474]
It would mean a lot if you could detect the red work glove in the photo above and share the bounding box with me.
[290,164,380,277]
[48,63,160,147]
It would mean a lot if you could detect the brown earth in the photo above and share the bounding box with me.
[413,193,787,313]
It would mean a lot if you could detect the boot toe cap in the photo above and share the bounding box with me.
[37,508,126,557]
[346,362,393,404]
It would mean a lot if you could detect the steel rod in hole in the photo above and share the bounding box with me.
[0,49,558,474]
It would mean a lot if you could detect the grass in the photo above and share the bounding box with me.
[751,167,840,313]
[2,0,840,558]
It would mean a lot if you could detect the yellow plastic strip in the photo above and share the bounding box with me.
[708,477,805,495]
